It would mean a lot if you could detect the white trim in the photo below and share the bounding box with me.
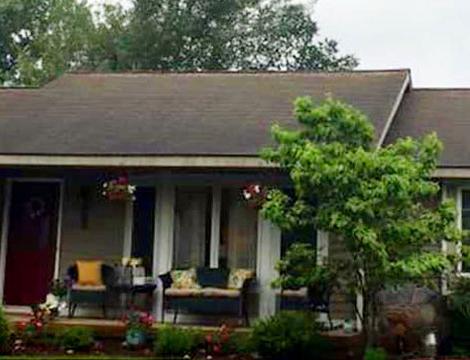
[0,155,272,169]
[376,71,411,147]
[209,186,221,268]
[0,178,64,304]
[53,181,65,280]
[441,185,450,294]
[153,184,175,321]
[257,215,281,318]
[123,200,134,258]
[434,168,470,179]
[457,187,467,274]
[316,230,329,265]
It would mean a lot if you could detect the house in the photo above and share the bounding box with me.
[0,70,467,323]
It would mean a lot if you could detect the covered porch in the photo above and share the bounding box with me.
[0,166,295,324]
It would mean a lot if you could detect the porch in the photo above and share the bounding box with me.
[0,167,295,323]
[4,310,251,338]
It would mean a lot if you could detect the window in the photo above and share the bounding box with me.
[461,189,470,272]
[279,188,317,257]
[173,187,212,268]
[219,189,258,269]
[131,187,156,275]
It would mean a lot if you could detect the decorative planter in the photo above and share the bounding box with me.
[125,329,147,347]
[320,330,365,360]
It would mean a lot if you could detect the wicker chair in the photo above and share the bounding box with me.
[66,264,115,318]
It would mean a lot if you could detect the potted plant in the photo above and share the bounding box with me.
[123,309,154,347]
[272,243,339,328]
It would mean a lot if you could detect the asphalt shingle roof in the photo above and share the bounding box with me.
[385,89,470,167]
[0,71,409,156]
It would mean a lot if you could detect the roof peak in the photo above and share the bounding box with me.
[65,68,410,76]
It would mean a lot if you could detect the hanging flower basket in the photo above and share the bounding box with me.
[102,176,136,201]
[242,183,266,209]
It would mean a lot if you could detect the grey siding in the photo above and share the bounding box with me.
[59,179,126,276]
[329,234,356,320]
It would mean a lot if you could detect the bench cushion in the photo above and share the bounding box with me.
[201,287,240,298]
[165,288,202,297]
[72,284,106,291]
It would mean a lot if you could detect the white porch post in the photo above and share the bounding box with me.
[152,184,175,321]
[122,200,134,258]
[257,215,281,318]
[210,186,221,268]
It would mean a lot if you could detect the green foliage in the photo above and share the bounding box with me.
[1,0,357,86]
[0,307,10,353]
[449,277,470,319]
[58,327,95,351]
[364,347,387,360]
[251,311,329,360]
[261,96,461,345]
[154,325,203,357]
[226,331,254,355]
[272,243,338,295]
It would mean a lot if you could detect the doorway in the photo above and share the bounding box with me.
[3,181,61,306]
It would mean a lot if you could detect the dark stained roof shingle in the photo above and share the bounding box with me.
[0,71,409,156]
[385,89,470,167]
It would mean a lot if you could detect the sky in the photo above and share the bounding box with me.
[91,0,470,88]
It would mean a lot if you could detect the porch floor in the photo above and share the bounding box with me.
[5,313,250,338]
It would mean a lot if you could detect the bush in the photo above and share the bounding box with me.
[154,325,203,357]
[58,327,95,351]
[251,311,329,360]
[0,307,10,353]
[364,347,387,360]
[226,331,254,355]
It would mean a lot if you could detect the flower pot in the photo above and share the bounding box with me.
[126,329,147,347]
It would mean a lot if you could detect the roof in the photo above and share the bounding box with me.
[385,89,470,168]
[0,70,409,156]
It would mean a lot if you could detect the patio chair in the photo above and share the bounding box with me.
[66,263,115,318]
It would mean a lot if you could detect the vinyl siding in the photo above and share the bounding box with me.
[59,179,126,276]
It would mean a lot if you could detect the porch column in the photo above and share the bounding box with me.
[256,215,281,318]
[152,184,175,321]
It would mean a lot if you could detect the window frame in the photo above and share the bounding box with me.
[457,187,470,276]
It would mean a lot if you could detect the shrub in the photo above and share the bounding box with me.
[251,311,329,360]
[154,325,202,357]
[364,347,387,360]
[58,327,95,351]
[0,307,10,353]
[227,331,254,355]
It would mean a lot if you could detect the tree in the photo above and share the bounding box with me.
[261,97,461,345]
[0,0,95,86]
[1,0,357,85]
[125,0,357,71]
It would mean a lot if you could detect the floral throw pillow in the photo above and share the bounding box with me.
[170,268,200,289]
[228,269,254,289]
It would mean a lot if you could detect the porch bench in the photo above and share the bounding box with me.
[159,268,254,326]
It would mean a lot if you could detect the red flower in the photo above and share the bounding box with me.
[205,334,213,344]
[213,345,221,354]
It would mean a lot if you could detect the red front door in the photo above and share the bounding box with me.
[4,182,60,306]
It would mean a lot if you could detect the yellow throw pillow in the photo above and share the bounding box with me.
[228,269,254,289]
[76,260,103,286]
[170,268,200,289]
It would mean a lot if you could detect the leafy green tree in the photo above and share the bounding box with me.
[1,0,357,85]
[1,0,95,86]
[125,0,357,71]
[261,97,461,345]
